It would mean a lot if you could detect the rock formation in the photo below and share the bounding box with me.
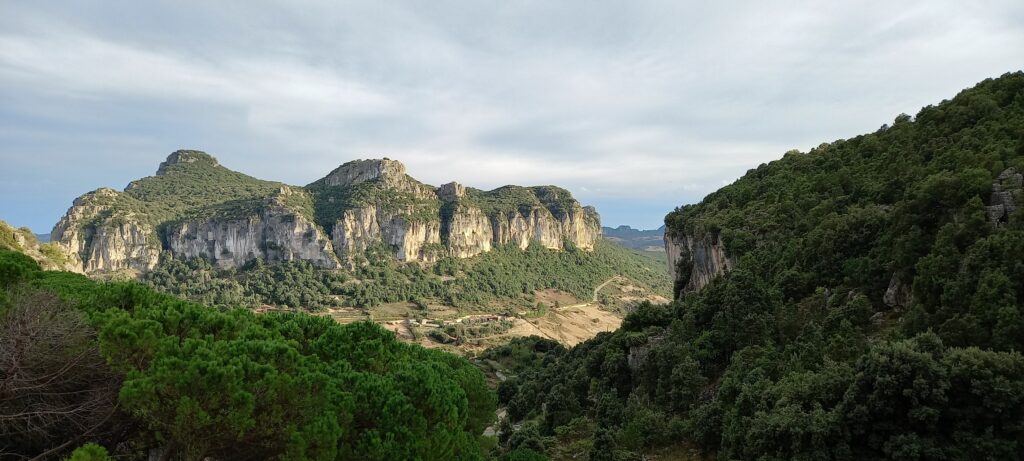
[52,151,602,275]
[166,187,339,269]
[987,167,1022,226]
[664,230,735,298]
[883,272,913,309]
[50,188,161,274]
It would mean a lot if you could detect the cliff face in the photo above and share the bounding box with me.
[167,189,339,269]
[664,229,735,298]
[489,205,599,251]
[52,152,601,275]
[50,188,161,274]
[332,205,442,265]
[437,181,601,258]
[442,204,492,258]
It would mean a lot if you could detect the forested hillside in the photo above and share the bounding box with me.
[0,249,495,460]
[495,73,1024,460]
[143,240,670,312]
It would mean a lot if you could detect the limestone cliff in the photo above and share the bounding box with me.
[166,187,339,269]
[490,205,599,251]
[312,165,601,266]
[664,229,735,298]
[52,151,602,275]
[50,188,161,274]
[312,159,445,266]
[441,203,492,258]
[332,205,442,264]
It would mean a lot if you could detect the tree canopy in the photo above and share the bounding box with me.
[496,72,1024,460]
[0,249,496,460]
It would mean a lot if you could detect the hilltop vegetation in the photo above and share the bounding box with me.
[118,150,287,226]
[0,219,72,270]
[495,72,1024,460]
[0,249,495,460]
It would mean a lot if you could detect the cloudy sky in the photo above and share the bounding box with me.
[1,1,1022,232]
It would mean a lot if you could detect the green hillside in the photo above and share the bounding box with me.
[494,72,1024,460]
[143,239,670,311]
[122,150,286,225]
[0,249,495,460]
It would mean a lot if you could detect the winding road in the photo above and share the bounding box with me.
[559,275,622,310]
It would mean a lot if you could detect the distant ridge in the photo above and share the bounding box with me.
[602,224,664,251]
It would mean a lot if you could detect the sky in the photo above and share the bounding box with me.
[1,1,1023,232]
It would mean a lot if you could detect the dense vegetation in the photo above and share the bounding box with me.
[465,185,594,223]
[496,73,1024,460]
[126,151,284,221]
[115,151,287,226]
[0,249,495,460]
[306,174,441,234]
[143,240,670,311]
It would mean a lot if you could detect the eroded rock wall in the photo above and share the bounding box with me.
[50,188,161,274]
[665,230,735,298]
[167,206,338,269]
[332,206,442,265]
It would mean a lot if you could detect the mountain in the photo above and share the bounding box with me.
[51,152,601,275]
[602,225,665,252]
[495,72,1024,460]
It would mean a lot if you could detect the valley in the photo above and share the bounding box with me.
[31,150,671,352]
[2,2,1021,460]
[323,274,669,354]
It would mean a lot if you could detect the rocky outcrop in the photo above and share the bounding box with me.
[665,230,735,298]
[322,158,405,188]
[332,206,442,265]
[81,219,161,273]
[437,182,466,202]
[156,150,218,175]
[987,167,1022,226]
[571,206,602,250]
[489,204,600,251]
[883,272,913,309]
[50,188,161,274]
[442,205,492,258]
[320,158,436,199]
[491,208,559,250]
[627,335,665,370]
[0,220,75,271]
[53,152,602,275]
[167,189,338,269]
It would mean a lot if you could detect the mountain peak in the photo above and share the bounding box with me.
[320,158,406,188]
[156,150,219,175]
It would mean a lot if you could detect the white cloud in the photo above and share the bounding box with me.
[0,0,1023,230]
